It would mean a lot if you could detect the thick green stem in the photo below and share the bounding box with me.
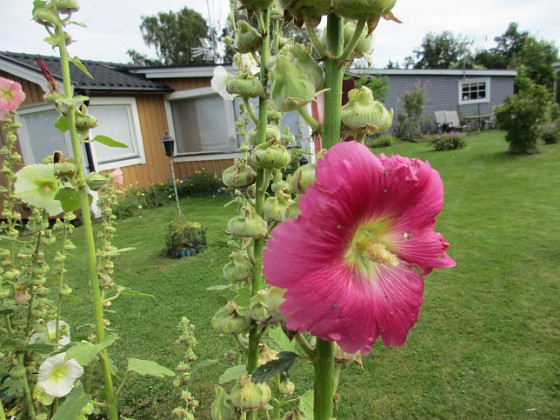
[55,18,118,420]
[313,339,335,420]
[17,353,36,419]
[322,14,345,149]
[247,8,270,377]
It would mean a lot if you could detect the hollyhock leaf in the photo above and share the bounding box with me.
[65,335,118,366]
[68,56,93,79]
[267,326,297,352]
[191,359,219,374]
[51,385,90,420]
[119,288,154,299]
[55,114,69,132]
[92,135,128,148]
[55,187,81,212]
[263,141,455,354]
[219,364,247,384]
[252,351,299,384]
[127,358,174,378]
[299,390,314,419]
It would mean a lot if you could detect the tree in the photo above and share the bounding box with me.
[474,22,558,90]
[127,7,209,66]
[407,31,473,69]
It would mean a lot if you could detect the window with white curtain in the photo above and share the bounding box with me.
[167,88,238,155]
[458,78,490,105]
[88,97,145,171]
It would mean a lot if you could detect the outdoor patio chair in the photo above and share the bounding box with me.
[434,111,448,133]
[444,110,467,132]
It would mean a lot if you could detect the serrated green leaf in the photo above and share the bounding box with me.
[127,358,174,378]
[299,390,314,419]
[69,56,93,79]
[207,285,232,291]
[119,288,154,299]
[55,187,81,212]
[93,135,128,148]
[55,114,69,132]
[252,352,299,384]
[267,326,296,352]
[219,364,247,384]
[51,385,90,420]
[191,359,219,374]
[65,335,118,366]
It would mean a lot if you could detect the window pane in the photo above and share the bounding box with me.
[89,105,139,164]
[171,95,237,154]
[22,109,70,162]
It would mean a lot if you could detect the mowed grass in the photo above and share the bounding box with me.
[61,132,560,419]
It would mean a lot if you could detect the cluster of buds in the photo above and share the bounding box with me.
[172,317,200,419]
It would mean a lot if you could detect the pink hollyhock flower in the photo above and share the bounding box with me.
[262,141,455,355]
[0,77,26,118]
[111,167,124,184]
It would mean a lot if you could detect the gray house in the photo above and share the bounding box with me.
[347,68,517,128]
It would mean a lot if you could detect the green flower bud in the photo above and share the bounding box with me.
[57,0,80,13]
[265,287,287,322]
[333,0,397,22]
[264,190,292,222]
[223,250,253,282]
[33,8,60,26]
[211,386,234,420]
[234,21,262,54]
[280,126,296,145]
[248,124,281,146]
[267,109,283,124]
[211,301,251,335]
[239,0,275,12]
[250,142,291,169]
[222,159,257,188]
[279,0,332,29]
[227,205,267,239]
[85,172,110,191]
[285,199,301,220]
[270,169,290,193]
[279,379,295,395]
[270,56,317,112]
[230,376,272,411]
[341,86,393,137]
[226,72,264,98]
[290,163,316,195]
[249,289,270,322]
[54,162,77,176]
[342,21,375,65]
[75,107,98,133]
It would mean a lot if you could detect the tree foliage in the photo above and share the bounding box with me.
[405,31,472,69]
[127,7,209,66]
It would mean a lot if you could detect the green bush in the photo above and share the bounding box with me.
[177,170,225,196]
[164,215,207,258]
[394,82,428,141]
[541,122,560,144]
[428,133,467,151]
[495,76,553,154]
[365,134,395,148]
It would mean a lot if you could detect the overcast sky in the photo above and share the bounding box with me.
[1,0,558,67]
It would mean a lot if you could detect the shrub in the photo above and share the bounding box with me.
[365,134,395,148]
[541,122,560,144]
[178,170,225,196]
[495,76,553,154]
[394,82,428,141]
[165,214,207,258]
[429,132,467,151]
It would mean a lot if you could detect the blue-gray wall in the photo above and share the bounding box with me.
[383,74,514,119]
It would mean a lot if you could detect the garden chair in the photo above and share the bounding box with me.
[444,110,467,132]
[434,111,448,133]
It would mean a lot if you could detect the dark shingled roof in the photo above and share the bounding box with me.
[0,51,172,93]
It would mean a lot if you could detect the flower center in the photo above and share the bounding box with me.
[37,179,58,196]
[345,220,398,276]
[0,88,14,100]
[50,364,69,382]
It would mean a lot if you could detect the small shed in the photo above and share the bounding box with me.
[347,68,517,127]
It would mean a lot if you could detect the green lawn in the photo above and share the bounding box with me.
[62,132,560,419]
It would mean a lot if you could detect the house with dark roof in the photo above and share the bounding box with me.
[0,52,248,191]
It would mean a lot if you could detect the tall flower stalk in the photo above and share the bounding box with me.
[38,3,119,418]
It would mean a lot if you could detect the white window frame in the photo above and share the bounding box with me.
[458,78,490,105]
[14,103,73,164]
[88,97,146,172]
[164,87,241,162]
